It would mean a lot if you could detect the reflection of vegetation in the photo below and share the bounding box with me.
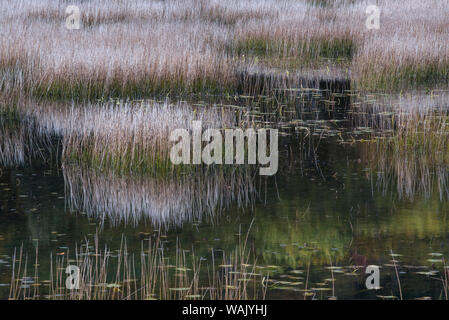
[63,164,257,228]
[254,207,349,267]
[353,91,449,199]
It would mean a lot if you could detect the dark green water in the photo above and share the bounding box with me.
[1,93,449,300]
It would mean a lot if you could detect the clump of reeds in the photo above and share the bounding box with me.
[4,98,267,175]
[8,232,265,300]
[352,90,449,199]
[0,0,238,99]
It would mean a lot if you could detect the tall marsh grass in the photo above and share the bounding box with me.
[60,101,237,173]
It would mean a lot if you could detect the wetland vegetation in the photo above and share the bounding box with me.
[0,0,449,301]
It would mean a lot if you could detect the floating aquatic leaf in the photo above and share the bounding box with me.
[275,281,298,286]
